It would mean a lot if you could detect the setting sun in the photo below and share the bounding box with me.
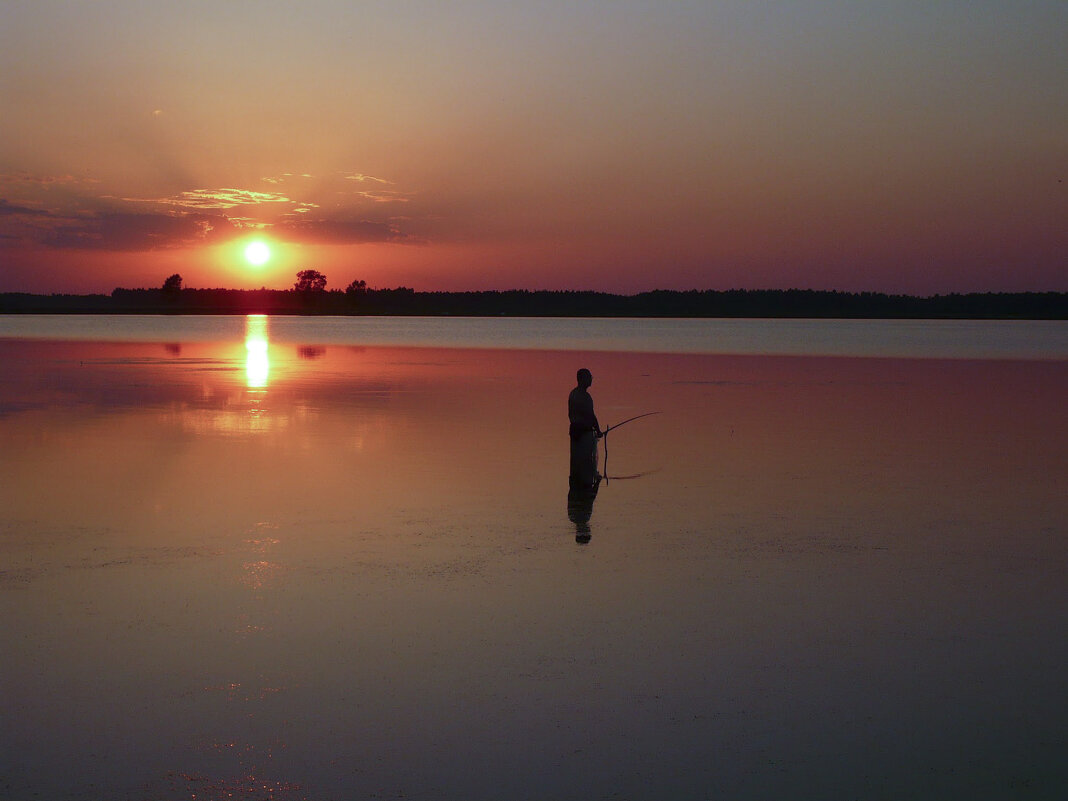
[244,241,271,266]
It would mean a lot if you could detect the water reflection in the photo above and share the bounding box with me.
[567,477,601,543]
[245,315,269,388]
[1,338,1065,800]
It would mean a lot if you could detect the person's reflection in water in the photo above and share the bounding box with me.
[568,476,601,544]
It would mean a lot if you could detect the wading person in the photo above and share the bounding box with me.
[569,368,602,487]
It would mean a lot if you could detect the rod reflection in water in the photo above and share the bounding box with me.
[245,315,270,388]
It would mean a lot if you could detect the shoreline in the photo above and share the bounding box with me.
[2,288,1066,320]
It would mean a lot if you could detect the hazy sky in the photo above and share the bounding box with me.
[1,0,1065,294]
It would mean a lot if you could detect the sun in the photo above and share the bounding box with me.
[244,241,271,266]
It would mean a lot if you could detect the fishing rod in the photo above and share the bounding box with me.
[603,411,660,435]
[602,411,660,479]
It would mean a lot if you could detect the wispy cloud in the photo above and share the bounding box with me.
[124,188,292,210]
[227,217,268,228]
[262,173,314,185]
[344,173,392,185]
[340,172,412,203]
[355,190,411,204]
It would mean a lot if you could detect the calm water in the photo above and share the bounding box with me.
[2,313,1067,359]
[1,316,1066,800]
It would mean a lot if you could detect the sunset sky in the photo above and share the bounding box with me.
[2,1,1065,295]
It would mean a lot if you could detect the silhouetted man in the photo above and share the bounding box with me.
[569,368,602,487]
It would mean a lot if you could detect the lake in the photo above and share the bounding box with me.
[1,316,1066,800]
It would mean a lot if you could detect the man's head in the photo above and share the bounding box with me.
[576,368,592,388]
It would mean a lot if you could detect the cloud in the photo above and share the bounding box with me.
[2,170,418,251]
[262,173,314,185]
[57,212,242,250]
[355,190,411,203]
[0,200,72,246]
[2,205,243,251]
[226,216,265,228]
[0,172,99,187]
[344,173,392,184]
[178,189,291,209]
[124,188,292,210]
[339,172,411,202]
[2,192,410,250]
[0,200,52,217]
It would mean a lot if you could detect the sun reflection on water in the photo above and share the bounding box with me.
[245,315,270,388]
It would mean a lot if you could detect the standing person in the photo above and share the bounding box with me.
[569,368,602,487]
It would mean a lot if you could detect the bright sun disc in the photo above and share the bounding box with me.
[244,241,270,266]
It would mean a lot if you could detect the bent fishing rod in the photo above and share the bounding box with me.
[603,411,661,435]
[601,411,660,479]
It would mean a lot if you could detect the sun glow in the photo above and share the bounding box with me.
[244,241,271,266]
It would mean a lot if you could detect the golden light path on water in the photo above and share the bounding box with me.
[245,315,269,388]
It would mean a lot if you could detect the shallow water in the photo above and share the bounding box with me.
[2,313,1066,359]
[1,317,1066,800]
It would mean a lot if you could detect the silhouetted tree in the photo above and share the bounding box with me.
[294,269,327,293]
[162,273,183,293]
[345,279,368,296]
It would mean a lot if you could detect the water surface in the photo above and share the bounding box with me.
[2,314,1066,359]
[1,317,1065,800]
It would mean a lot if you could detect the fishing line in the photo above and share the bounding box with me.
[601,411,660,480]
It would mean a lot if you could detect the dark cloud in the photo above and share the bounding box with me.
[59,212,244,250]
[1,175,415,251]
[1,196,410,250]
[7,207,243,251]
[0,172,97,187]
[0,199,62,246]
[0,200,52,217]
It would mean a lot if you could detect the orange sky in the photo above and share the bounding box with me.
[1,1,1066,295]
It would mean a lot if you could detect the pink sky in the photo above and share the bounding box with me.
[2,2,1065,295]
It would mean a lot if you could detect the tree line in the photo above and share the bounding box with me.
[1,270,1064,319]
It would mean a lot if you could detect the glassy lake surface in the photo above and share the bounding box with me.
[1,316,1065,800]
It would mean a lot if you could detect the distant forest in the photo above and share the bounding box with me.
[2,284,1065,319]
